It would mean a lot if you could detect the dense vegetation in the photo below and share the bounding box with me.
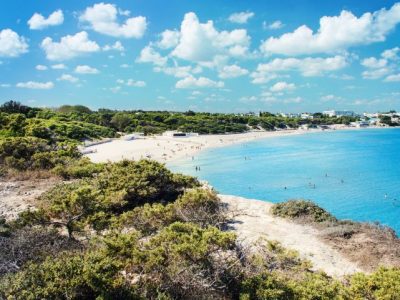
[1,101,400,299]
[1,160,399,299]
[1,100,359,137]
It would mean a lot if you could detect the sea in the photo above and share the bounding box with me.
[168,128,400,234]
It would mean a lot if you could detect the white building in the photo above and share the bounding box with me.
[163,131,199,137]
[323,110,355,117]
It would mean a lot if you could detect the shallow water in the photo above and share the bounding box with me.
[169,128,400,233]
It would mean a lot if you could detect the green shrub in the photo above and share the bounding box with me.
[272,200,337,223]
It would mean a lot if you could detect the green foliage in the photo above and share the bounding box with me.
[23,160,199,238]
[240,272,295,299]
[52,157,105,179]
[272,200,337,223]
[347,267,400,299]
[0,137,80,171]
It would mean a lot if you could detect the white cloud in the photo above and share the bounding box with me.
[36,65,48,71]
[0,29,28,57]
[361,57,387,68]
[157,30,180,49]
[270,81,296,92]
[260,3,400,55]
[16,81,54,89]
[126,79,146,87]
[250,72,278,85]
[80,3,147,38]
[154,65,202,78]
[255,55,348,77]
[117,79,146,87]
[28,10,64,30]
[264,20,284,30]
[176,75,224,89]
[103,41,124,51]
[171,12,250,63]
[75,65,99,74]
[136,46,167,66]
[385,74,400,82]
[382,47,400,60]
[361,47,400,79]
[1,84,11,88]
[228,11,254,24]
[57,74,79,83]
[120,64,130,68]
[51,63,67,69]
[41,31,100,61]
[218,64,248,78]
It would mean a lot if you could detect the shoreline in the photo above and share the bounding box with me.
[83,125,386,164]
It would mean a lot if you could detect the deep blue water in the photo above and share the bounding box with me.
[168,128,400,233]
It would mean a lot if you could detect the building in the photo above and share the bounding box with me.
[301,113,313,119]
[322,110,356,117]
[163,131,199,137]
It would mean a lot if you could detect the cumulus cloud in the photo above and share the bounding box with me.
[0,29,28,57]
[385,74,400,81]
[41,31,100,60]
[175,75,224,89]
[270,81,296,92]
[157,30,180,49]
[36,65,48,71]
[51,64,67,69]
[260,3,400,55]
[361,57,387,68]
[154,65,202,78]
[255,55,348,77]
[218,64,249,78]
[103,41,124,51]
[116,79,146,87]
[263,20,284,30]
[16,81,54,89]
[75,65,99,74]
[171,12,250,63]
[80,3,147,38]
[57,74,79,83]
[361,47,400,80]
[136,46,167,66]
[382,47,400,60]
[228,11,254,24]
[28,10,64,30]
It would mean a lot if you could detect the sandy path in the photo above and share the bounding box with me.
[0,179,59,220]
[220,194,363,277]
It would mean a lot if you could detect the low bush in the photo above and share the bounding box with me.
[272,200,337,223]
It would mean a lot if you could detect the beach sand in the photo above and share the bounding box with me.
[220,194,363,277]
[84,129,309,163]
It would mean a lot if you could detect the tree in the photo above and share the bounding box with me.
[38,183,100,239]
[0,101,31,115]
[110,113,132,131]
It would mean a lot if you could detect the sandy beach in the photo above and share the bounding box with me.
[83,125,378,164]
[83,129,314,163]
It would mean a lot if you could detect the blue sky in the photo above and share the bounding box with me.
[0,0,399,113]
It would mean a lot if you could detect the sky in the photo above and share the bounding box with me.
[0,0,399,113]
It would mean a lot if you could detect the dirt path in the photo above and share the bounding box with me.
[0,178,59,220]
[220,194,363,277]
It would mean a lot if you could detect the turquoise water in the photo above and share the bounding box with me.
[168,128,400,233]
